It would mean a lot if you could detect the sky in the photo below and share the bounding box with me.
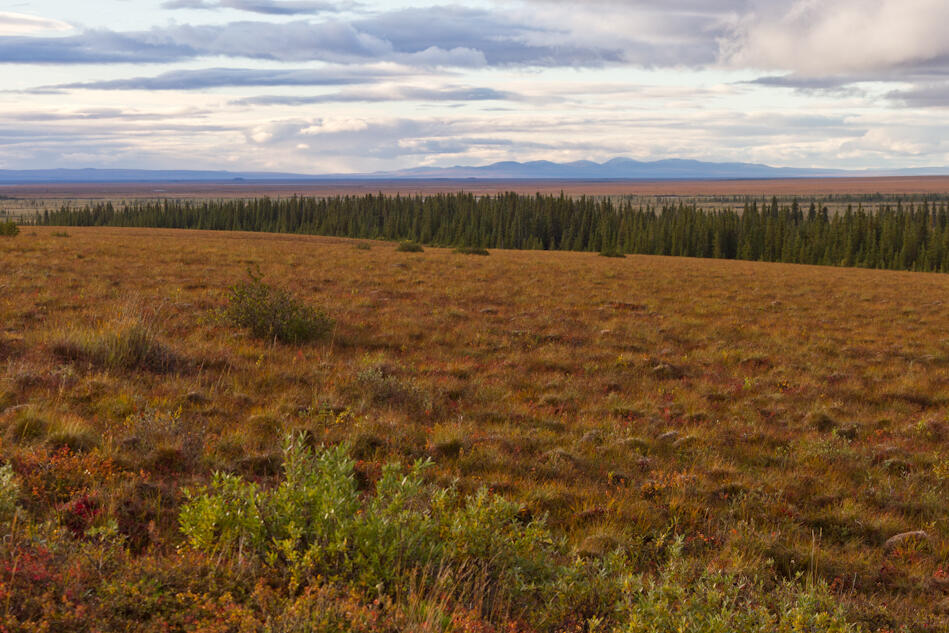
[1,0,948,173]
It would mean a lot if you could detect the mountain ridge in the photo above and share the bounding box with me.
[0,158,946,184]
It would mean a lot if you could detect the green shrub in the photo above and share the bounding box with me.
[600,248,626,258]
[396,241,424,253]
[179,439,863,631]
[618,540,856,633]
[0,221,18,237]
[224,271,334,344]
[181,437,436,592]
[453,246,489,256]
[180,436,577,618]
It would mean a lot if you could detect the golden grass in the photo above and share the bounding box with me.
[1,225,948,630]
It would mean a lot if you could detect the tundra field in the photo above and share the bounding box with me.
[1,225,949,631]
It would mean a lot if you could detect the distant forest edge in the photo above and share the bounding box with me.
[34,192,949,272]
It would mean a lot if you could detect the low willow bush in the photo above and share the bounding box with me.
[224,272,334,344]
[179,437,859,631]
[0,221,18,237]
[179,436,606,625]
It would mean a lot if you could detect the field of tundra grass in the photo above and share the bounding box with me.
[0,226,948,632]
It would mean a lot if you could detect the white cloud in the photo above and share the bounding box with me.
[723,0,949,75]
[0,12,71,36]
[301,118,371,134]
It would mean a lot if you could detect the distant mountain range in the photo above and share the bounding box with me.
[373,158,845,180]
[0,158,947,184]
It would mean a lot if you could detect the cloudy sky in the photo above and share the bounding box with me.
[1,0,948,173]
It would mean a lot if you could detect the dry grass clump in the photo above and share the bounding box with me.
[51,307,183,374]
[4,408,50,444]
[350,359,434,416]
[46,416,98,453]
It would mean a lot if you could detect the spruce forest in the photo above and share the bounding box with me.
[38,193,949,272]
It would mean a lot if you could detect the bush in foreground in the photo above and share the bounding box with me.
[180,436,569,616]
[224,271,334,344]
[179,437,859,632]
[0,221,18,237]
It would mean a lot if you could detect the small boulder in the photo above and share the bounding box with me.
[883,531,929,553]
[657,431,679,444]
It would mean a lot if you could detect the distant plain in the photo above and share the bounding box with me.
[3,176,949,219]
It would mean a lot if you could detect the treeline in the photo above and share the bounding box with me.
[36,193,949,272]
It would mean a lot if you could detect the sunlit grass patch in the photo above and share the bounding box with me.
[51,306,184,374]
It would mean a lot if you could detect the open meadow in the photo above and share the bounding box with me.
[1,225,948,631]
